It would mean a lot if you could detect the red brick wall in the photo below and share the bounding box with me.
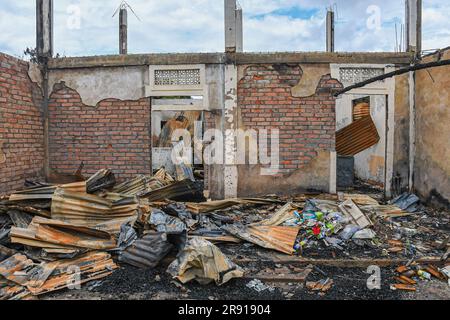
[48,83,151,181]
[0,53,44,193]
[238,64,341,174]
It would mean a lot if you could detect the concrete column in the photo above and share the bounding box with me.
[119,8,128,55]
[36,0,53,59]
[326,10,335,52]
[405,0,422,58]
[225,0,237,52]
[235,7,243,52]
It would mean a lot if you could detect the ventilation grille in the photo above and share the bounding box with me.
[339,67,384,85]
[154,69,201,86]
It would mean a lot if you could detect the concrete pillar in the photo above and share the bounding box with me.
[405,0,422,58]
[225,0,237,52]
[225,0,243,53]
[119,8,128,55]
[36,0,53,59]
[235,7,243,53]
[326,10,335,53]
[223,64,238,198]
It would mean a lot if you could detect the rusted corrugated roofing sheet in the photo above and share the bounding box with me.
[8,182,86,201]
[27,252,118,296]
[11,217,117,250]
[222,224,300,255]
[0,278,33,300]
[0,253,34,285]
[187,198,282,214]
[141,179,203,202]
[118,232,172,269]
[336,116,380,156]
[113,168,174,196]
[0,251,118,298]
[51,188,138,234]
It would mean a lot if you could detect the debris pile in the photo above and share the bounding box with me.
[0,168,448,300]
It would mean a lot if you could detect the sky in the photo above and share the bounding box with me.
[0,0,448,58]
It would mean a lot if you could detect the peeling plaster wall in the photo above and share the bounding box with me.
[414,49,450,207]
[48,66,147,106]
[393,74,410,193]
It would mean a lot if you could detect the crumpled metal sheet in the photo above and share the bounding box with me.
[7,209,33,228]
[250,203,298,227]
[167,237,244,286]
[26,252,118,296]
[339,199,373,228]
[162,203,198,229]
[0,253,34,285]
[149,209,187,234]
[112,168,174,197]
[186,198,282,214]
[119,232,173,269]
[0,278,33,300]
[141,179,204,202]
[222,224,300,255]
[3,251,116,296]
[0,244,16,262]
[0,214,12,245]
[86,169,116,194]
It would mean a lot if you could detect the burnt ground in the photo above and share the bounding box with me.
[43,242,449,301]
[42,260,449,301]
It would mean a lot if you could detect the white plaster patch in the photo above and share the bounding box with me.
[48,67,145,106]
[28,62,42,88]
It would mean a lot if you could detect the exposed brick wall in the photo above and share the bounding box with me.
[238,64,341,174]
[48,83,151,181]
[0,53,44,193]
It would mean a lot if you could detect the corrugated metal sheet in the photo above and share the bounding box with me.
[141,179,203,202]
[51,188,138,234]
[27,252,118,296]
[8,182,86,201]
[187,198,282,214]
[336,116,380,156]
[112,169,174,196]
[0,253,34,285]
[250,203,299,227]
[222,224,300,255]
[10,217,117,250]
[118,233,173,268]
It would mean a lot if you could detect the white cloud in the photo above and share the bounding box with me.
[0,0,448,58]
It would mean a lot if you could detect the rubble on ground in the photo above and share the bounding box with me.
[0,167,448,300]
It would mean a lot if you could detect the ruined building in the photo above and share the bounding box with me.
[0,0,449,208]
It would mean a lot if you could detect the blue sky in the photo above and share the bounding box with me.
[0,0,448,58]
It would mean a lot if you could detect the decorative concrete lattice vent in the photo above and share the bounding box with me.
[154,69,201,86]
[339,67,385,85]
[146,65,206,98]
